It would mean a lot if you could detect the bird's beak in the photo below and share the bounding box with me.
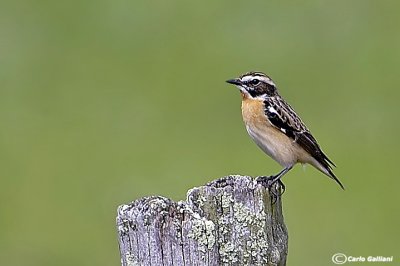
[226,78,242,86]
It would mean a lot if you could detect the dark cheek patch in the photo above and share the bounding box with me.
[248,88,262,98]
[247,84,277,98]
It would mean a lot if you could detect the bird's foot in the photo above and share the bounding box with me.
[256,175,274,187]
[256,176,286,204]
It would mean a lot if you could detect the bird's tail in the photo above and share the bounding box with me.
[312,153,345,190]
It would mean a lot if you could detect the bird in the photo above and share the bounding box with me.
[226,71,344,190]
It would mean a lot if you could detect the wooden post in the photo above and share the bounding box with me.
[116,175,288,266]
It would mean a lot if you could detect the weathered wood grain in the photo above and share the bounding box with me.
[116,175,288,266]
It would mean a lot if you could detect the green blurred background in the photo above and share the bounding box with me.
[1,0,399,265]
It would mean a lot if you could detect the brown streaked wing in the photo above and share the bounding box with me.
[264,97,335,167]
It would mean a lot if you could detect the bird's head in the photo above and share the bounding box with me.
[226,71,278,99]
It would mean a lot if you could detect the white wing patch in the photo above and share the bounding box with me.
[267,104,286,133]
[268,106,278,114]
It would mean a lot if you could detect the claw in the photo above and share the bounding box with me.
[256,175,286,204]
[277,179,286,195]
[256,175,273,186]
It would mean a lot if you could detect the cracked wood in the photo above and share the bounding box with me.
[116,175,288,266]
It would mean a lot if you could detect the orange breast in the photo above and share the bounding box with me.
[241,97,302,166]
[241,97,267,125]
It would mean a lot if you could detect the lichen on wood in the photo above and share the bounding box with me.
[116,175,288,266]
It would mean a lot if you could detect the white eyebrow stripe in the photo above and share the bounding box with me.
[241,76,259,82]
[241,75,276,87]
[264,79,276,87]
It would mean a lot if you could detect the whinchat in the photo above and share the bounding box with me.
[226,71,344,190]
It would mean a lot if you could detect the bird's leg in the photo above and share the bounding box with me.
[269,166,293,187]
[256,166,293,199]
[256,166,292,186]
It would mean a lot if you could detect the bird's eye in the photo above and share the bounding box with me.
[250,79,260,85]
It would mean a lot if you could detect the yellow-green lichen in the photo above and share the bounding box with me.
[219,241,238,263]
[221,192,233,208]
[217,199,271,265]
[187,218,216,253]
